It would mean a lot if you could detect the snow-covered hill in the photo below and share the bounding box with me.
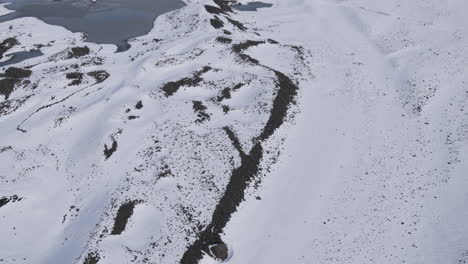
[1,0,468,264]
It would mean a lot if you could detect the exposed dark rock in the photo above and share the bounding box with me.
[192,101,210,123]
[0,78,18,100]
[111,200,140,235]
[210,16,224,29]
[103,138,118,159]
[135,100,143,109]
[210,243,228,260]
[87,70,110,84]
[205,5,225,15]
[5,67,32,78]
[227,17,247,31]
[213,0,233,12]
[127,115,139,120]
[216,36,232,44]
[83,251,100,264]
[232,40,265,54]
[257,70,298,141]
[161,66,212,97]
[66,72,83,86]
[0,37,19,60]
[0,195,22,209]
[69,46,90,58]
[217,87,231,102]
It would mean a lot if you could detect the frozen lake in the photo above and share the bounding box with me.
[0,0,186,51]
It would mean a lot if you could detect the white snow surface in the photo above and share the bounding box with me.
[1,0,468,264]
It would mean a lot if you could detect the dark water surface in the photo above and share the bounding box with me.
[0,49,43,67]
[232,1,272,11]
[0,0,186,51]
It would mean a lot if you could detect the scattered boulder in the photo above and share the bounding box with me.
[210,243,228,260]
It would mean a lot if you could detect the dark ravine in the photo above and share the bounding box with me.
[180,36,299,264]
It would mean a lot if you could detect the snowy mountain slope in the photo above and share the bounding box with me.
[214,0,468,264]
[1,0,308,263]
[1,0,467,264]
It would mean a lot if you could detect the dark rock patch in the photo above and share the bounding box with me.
[227,17,247,31]
[232,40,265,54]
[0,37,19,60]
[83,251,100,264]
[210,16,224,29]
[216,36,232,44]
[87,70,110,84]
[128,115,139,120]
[111,200,139,235]
[205,5,225,15]
[257,70,298,141]
[0,78,18,100]
[103,138,118,160]
[4,67,32,78]
[0,195,22,209]
[161,66,212,97]
[135,100,143,109]
[217,87,231,101]
[66,72,83,86]
[68,46,90,58]
[192,101,210,123]
[213,0,233,12]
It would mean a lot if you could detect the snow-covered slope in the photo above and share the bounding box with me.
[1,0,467,264]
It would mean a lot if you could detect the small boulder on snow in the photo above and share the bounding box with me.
[210,243,228,261]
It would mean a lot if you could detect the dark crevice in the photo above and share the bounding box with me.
[223,126,245,158]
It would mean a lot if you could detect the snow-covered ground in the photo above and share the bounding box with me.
[1,0,467,264]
